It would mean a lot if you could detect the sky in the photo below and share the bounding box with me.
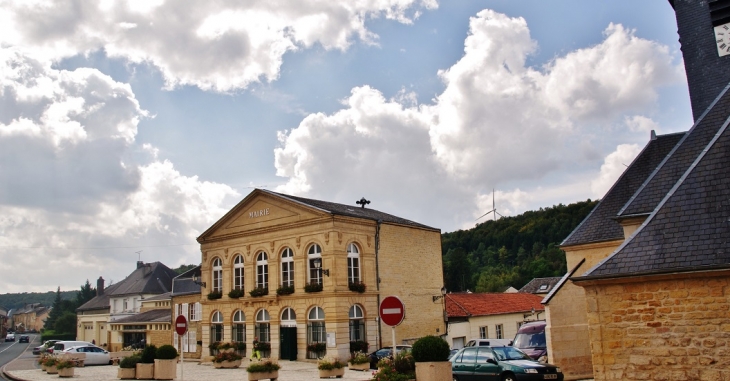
[0,0,693,293]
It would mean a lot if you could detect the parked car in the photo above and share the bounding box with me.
[53,340,93,353]
[18,335,29,343]
[63,345,112,365]
[33,340,61,355]
[4,334,15,342]
[451,345,563,381]
[513,321,547,362]
[464,338,513,347]
[368,345,412,369]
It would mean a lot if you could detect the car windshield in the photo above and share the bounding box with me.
[513,331,546,349]
[492,347,532,361]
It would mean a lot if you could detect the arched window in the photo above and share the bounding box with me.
[281,307,296,327]
[307,244,323,285]
[256,252,269,290]
[233,255,244,291]
[232,310,246,344]
[255,309,271,344]
[307,306,326,358]
[212,258,222,293]
[280,248,294,288]
[210,310,223,342]
[349,305,365,342]
[347,243,361,284]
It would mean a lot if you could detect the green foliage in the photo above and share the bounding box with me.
[227,289,244,298]
[276,285,295,295]
[140,345,157,364]
[371,360,413,381]
[156,345,178,360]
[304,282,323,293]
[0,290,75,312]
[207,291,222,300]
[246,360,280,373]
[40,332,75,342]
[56,360,75,370]
[213,351,242,363]
[411,336,450,362]
[349,340,369,353]
[317,357,345,370]
[441,199,597,292]
[54,311,77,334]
[43,357,58,367]
[348,282,366,293]
[119,355,141,369]
[173,264,198,274]
[249,287,268,297]
[392,351,415,373]
[349,351,369,365]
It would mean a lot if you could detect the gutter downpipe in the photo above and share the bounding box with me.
[375,219,382,349]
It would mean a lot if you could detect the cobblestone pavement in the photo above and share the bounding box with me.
[4,360,374,381]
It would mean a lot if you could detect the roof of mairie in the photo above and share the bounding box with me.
[112,309,171,324]
[107,262,178,297]
[561,132,685,247]
[618,83,730,218]
[445,293,544,318]
[518,277,563,294]
[582,86,730,279]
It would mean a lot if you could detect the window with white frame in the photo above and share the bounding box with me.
[281,307,296,327]
[308,244,323,285]
[479,326,488,339]
[281,248,294,288]
[190,302,201,321]
[307,306,326,358]
[349,305,365,342]
[256,252,269,289]
[211,311,223,342]
[495,324,503,339]
[255,309,270,343]
[347,243,361,284]
[232,310,246,343]
[212,257,223,293]
[233,255,244,291]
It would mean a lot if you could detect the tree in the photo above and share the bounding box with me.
[44,287,64,330]
[76,280,96,306]
[54,311,77,335]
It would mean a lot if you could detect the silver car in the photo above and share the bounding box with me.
[63,345,112,365]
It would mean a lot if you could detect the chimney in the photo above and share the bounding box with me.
[97,277,105,296]
[137,261,144,269]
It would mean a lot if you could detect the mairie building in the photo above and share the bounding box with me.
[196,189,446,361]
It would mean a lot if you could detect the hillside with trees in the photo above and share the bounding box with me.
[442,199,598,293]
[0,290,76,312]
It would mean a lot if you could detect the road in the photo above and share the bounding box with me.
[0,334,39,380]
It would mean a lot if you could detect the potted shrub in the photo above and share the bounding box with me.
[136,344,156,380]
[246,360,280,381]
[304,282,323,293]
[56,359,75,378]
[43,357,58,374]
[37,355,48,372]
[228,289,245,299]
[212,351,243,368]
[411,336,452,381]
[153,344,178,380]
[348,351,370,371]
[249,287,268,297]
[207,291,222,300]
[208,341,220,356]
[118,355,141,379]
[317,357,346,378]
[276,285,294,296]
[348,281,366,293]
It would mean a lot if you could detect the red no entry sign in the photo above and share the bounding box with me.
[175,315,188,336]
[379,296,405,326]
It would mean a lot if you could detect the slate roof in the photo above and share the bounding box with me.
[445,293,544,318]
[561,131,685,247]
[171,266,201,297]
[144,292,171,301]
[108,262,178,297]
[76,282,122,312]
[518,277,562,294]
[581,83,730,279]
[112,309,171,324]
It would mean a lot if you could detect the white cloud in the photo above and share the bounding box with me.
[0,0,437,92]
[590,143,642,198]
[275,10,682,230]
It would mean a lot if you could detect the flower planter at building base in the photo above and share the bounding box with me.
[46,365,58,374]
[118,367,136,379]
[58,367,75,378]
[318,368,345,378]
[415,361,452,381]
[214,360,241,368]
[247,370,279,381]
[348,362,369,371]
[136,363,154,380]
[153,359,176,380]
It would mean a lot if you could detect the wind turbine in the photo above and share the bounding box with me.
[475,189,503,222]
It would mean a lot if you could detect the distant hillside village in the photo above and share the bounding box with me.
[2,2,729,381]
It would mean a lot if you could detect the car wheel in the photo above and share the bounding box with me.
[502,373,516,381]
[452,376,459,381]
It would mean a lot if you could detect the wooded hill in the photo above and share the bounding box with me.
[441,199,598,293]
[0,291,76,312]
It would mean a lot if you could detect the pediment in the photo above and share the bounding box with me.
[200,190,326,241]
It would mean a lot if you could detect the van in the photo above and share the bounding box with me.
[513,321,547,361]
[464,338,513,347]
[53,341,93,353]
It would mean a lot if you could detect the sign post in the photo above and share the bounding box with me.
[379,296,405,362]
[175,315,188,381]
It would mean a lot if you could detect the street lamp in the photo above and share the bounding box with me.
[432,286,447,302]
[313,259,330,277]
[192,274,206,288]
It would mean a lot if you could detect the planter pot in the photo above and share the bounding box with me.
[247,370,279,381]
[47,365,58,374]
[118,367,137,379]
[154,359,177,380]
[215,360,241,368]
[415,361,452,381]
[41,364,48,372]
[58,367,75,378]
[136,363,154,380]
[318,368,345,378]
[348,362,370,371]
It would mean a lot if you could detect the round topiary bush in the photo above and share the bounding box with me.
[141,344,158,364]
[156,345,178,360]
[411,336,450,362]
[119,355,141,369]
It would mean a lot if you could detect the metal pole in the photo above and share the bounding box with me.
[391,327,396,360]
[180,333,184,381]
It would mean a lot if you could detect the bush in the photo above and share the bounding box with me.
[207,291,222,300]
[208,341,220,350]
[228,289,245,298]
[246,360,280,373]
[392,351,415,374]
[119,355,141,369]
[411,336,450,362]
[372,361,412,381]
[56,360,75,370]
[318,357,345,370]
[43,357,58,367]
[39,332,75,342]
[304,282,323,293]
[213,351,242,363]
[348,282,366,293]
[349,351,369,365]
[156,345,178,360]
[140,345,157,364]
[249,287,269,297]
[276,285,295,295]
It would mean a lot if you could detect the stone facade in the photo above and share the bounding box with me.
[579,271,730,381]
[12,304,50,332]
[172,293,204,359]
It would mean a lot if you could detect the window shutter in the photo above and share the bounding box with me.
[173,332,179,351]
[188,331,196,352]
[182,303,189,320]
[194,303,202,321]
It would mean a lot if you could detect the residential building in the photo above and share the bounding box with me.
[109,293,172,350]
[12,303,50,332]
[171,266,203,359]
[518,277,561,296]
[444,293,544,349]
[77,277,118,346]
[196,189,445,361]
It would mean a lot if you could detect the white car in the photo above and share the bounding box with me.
[63,345,112,365]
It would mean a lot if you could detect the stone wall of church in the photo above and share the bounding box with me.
[580,271,730,381]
